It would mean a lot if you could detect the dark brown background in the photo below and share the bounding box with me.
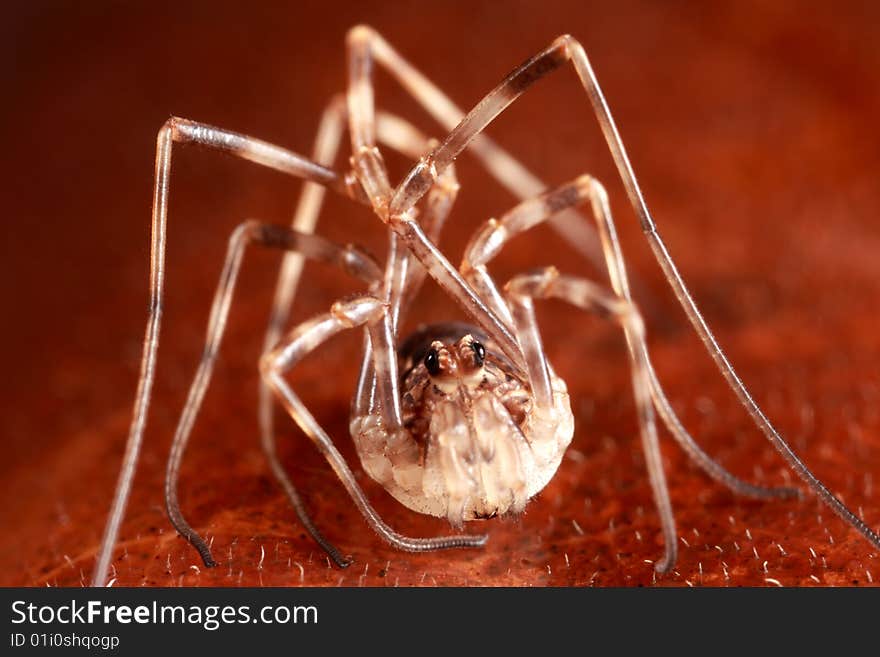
[3,0,880,587]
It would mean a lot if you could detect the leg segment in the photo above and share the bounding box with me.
[375,113,461,321]
[163,220,381,569]
[382,31,880,551]
[505,269,677,572]
[261,296,488,553]
[92,119,362,586]
[257,100,461,541]
[345,26,608,274]
[463,176,798,500]
[352,121,461,422]
[373,115,461,335]
[345,28,528,373]
[258,96,351,566]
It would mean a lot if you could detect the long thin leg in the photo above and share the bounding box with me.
[372,112,461,333]
[91,118,362,587]
[258,96,351,566]
[463,176,798,500]
[352,120,461,420]
[345,26,608,276]
[164,220,381,569]
[375,113,460,320]
[261,296,488,553]
[387,34,880,551]
[507,268,677,572]
[352,170,461,448]
[257,100,460,525]
[346,29,526,373]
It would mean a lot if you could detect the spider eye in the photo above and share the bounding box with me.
[471,341,486,367]
[424,348,441,376]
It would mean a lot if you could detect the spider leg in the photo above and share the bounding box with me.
[92,118,364,587]
[254,99,461,529]
[163,221,381,569]
[372,114,461,336]
[261,97,348,362]
[462,176,799,501]
[258,96,350,567]
[375,112,460,318]
[345,28,526,372]
[345,26,608,277]
[505,269,676,572]
[261,296,488,553]
[353,137,459,432]
[258,99,455,351]
[389,34,880,551]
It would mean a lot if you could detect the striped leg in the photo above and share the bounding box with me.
[92,117,360,587]
[505,268,677,572]
[163,220,381,569]
[381,32,880,552]
[261,296,488,554]
[256,99,461,560]
[462,176,799,501]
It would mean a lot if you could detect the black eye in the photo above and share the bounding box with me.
[471,341,486,367]
[424,348,441,376]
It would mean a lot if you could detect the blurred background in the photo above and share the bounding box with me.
[2,0,879,586]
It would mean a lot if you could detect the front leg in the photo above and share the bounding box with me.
[261,296,488,554]
[504,268,678,573]
[344,28,529,372]
[161,219,382,570]
[92,117,366,586]
[462,176,798,501]
[345,26,608,274]
[384,30,880,551]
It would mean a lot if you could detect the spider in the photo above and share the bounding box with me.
[90,26,880,585]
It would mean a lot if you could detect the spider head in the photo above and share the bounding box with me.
[424,334,486,381]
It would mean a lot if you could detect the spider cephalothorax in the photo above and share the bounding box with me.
[398,322,531,435]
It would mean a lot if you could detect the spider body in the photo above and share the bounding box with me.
[90,26,880,586]
[352,321,573,524]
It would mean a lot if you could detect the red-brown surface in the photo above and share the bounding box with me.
[3,1,880,587]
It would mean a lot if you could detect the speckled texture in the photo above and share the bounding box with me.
[3,0,880,587]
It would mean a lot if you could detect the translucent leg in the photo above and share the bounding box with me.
[261,296,488,553]
[92,117,359,587]
[463,175,798,500]
[345,26,608,274]
[345,27,526,372]
[353,126,461,422]
[380,31,878,549]
[506,268,677,573]
[164,220,380,568]
[258,96,351,566]
[257,100,461,545]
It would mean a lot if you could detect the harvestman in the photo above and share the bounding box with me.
[91,26,880,585]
